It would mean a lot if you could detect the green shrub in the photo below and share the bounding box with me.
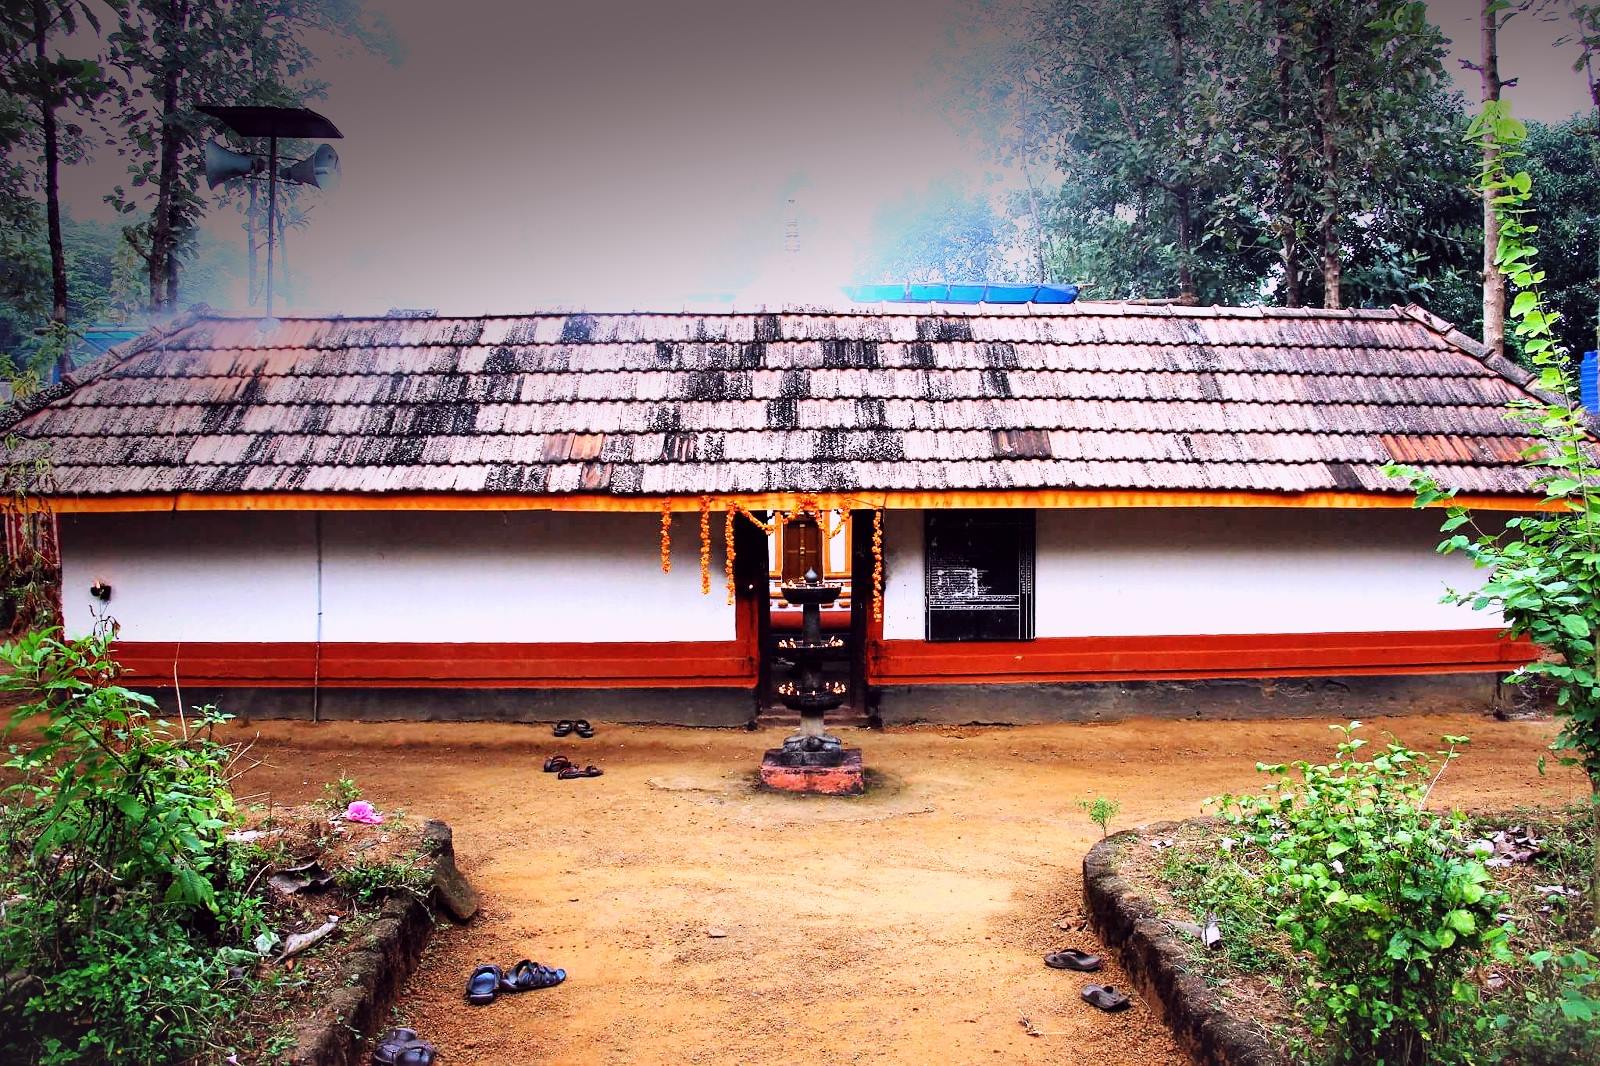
[1211,723,1509,1066]
[0,629,264,1063]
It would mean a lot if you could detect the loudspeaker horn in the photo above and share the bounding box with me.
[279,143,340,190]
[203,140,262,189]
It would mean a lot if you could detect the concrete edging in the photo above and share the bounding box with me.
[1082,823,1284,1066]
[286,820,476,1066]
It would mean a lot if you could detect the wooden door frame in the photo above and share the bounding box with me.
[847,507,874,718]
[732,508,774,716]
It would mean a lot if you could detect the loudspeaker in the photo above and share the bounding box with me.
[279,144,339,189]
[203,140,262,189]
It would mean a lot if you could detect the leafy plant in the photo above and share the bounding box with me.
[1078,795,1121,838]
[1210,723,1508,1066]
[1491,947,1600,1065]
[321,772,362,811]
[0,628,265,1063]
[1388,98,1600,923]
[334,853,431,905]
[1160,837,1285,977]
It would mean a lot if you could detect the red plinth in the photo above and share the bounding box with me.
[759,748,865,795]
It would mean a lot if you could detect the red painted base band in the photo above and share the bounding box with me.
[112,629,1531,690]
[870,629,1533,685]
[113,640,757,689]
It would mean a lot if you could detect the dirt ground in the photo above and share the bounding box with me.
[226,711,1589,1066]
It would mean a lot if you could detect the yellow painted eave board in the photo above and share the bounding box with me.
[40,489,1555,513]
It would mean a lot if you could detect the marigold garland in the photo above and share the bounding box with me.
[724,506,737,605]
[698,495,712,595]
[730,502,777,535]
[659,503,672,573]
[872,508,884,621]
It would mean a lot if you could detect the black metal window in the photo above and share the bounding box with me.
[924,510,1035,642]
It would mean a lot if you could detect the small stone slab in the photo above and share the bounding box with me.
[759,748,865,795]
[422,819,480,923]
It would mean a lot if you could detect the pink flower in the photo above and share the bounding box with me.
[344,800,384,824]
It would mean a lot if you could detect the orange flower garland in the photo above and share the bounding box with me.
[698,495,712,595]
[724,506,737,604]
[872,508,884,621]
[659,502,672,573]
[730,502,776,535]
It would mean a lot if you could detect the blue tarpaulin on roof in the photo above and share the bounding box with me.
[843,283,1079,305]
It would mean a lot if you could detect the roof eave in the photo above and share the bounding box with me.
[39,488,1555,514]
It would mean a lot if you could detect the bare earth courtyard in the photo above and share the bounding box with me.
[228,712,1587,1066]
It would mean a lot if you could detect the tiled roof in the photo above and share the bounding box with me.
[0,303,1551,498]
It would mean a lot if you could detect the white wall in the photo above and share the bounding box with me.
[61,512,321,642]
[60,510,735,643]
[882,508,1499,640]
[317,511,732,642]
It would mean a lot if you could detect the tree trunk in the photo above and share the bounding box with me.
[1282,232,1301,307]
[246,177,258,305]
[1175,188,1196,303]
[148,0,187,313]
[1591,777,1600,929]
[1317,7,1341,309]
[33,0,69,381]
[1275,0,1301,307]
[1481,0,1506,356]
[1166,0,1196,303]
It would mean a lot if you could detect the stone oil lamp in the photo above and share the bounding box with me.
[759,518,864,794]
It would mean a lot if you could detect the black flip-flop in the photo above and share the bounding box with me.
[573,719,594,738]
[553,720,575,737]
[372,1027,437,1066]
[543,754,573,773]
[1082,984,1131,1012]
[370,1028,418,1066]
[503,959,567,991]
[395,1043,436,1066]
[557,765,603,779]
[465,963,502,1005]
[1044,949,1102,972]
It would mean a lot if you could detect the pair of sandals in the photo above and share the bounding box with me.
[465,959,567,1005]
[1043,948,1129,1012]
[371,1027,436,1066]
[552,719,594,738]
[543,754,603,779]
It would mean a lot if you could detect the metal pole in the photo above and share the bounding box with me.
[265,134,278,318]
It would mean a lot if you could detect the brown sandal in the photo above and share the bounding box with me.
[557,765,603,779]
[1082,984,1131,1012]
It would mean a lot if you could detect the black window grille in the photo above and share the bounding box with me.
[924,510,1035,642]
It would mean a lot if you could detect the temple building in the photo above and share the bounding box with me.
[0,302,1544,724]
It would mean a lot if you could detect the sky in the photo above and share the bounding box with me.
[57,0,1600,316]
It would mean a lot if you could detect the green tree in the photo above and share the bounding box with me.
[1208,0,1455,309]
[105,0,394,312]
[0,0,112,377]
[1520,115,1600,361]
[1023,0,1229,302]
[856,182,1023,284]
[966,0,1468,307]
